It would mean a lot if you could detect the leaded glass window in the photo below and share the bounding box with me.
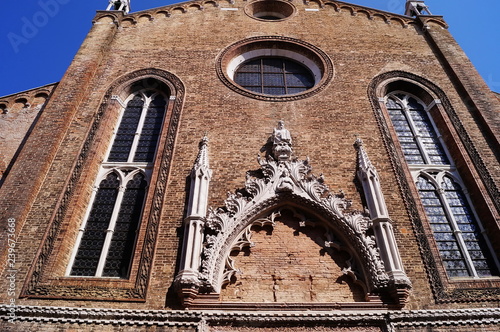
[417,175,497,277]
[108,95,144,162]
[108,93,166,163]
[386,94,448,165]
[70,172,120,277]
[386,91,499,278]
[68,87,168,278]
[103,173,147,277]
[234,57,314,95]
[134,95,167,162]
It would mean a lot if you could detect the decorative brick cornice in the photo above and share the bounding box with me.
[97,0,427,30]
[1,305,499,329]
[0,83,58,108]
[20,68,185,301]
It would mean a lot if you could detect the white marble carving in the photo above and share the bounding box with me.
[200,123,392,297]
[107,0,131,13]
[175,136,212,294]
[176,124,411,306]
[355,138,411,286]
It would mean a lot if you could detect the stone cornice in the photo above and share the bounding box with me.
[1,305,499,328]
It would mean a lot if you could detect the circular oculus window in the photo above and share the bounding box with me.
[234,57,315,96]
[217,37,334,101]
[245,0,296,21]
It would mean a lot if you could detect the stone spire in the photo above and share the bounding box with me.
[175,136,213,305]
[355,137,375,174]
[106,0,131,14]
[354,138,411,301]
[192,135,210,175]
[354,137,388,220]
[186,135,212,218]
[405,1,432,16]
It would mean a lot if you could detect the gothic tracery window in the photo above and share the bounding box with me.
[68,88,167,278]
[386,92,499,278]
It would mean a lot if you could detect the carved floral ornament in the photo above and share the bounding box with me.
[175,122,411,307]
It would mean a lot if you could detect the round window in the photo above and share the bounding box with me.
[245,0,296,21]
[216,37,334,101]
[234,57,314,96]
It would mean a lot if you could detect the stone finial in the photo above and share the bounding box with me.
[107,0,131,14]
[193,135,210,172]
[354,137,375,175]
[404,1,432,17]
[354,137,388,220]
[272,121,293,161]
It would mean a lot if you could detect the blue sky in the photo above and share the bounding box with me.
[1,0,499,97]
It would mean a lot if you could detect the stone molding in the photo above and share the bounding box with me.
[1,305,499,330]
[215,36,334,102]
[368,70,500,303]
[20,68,185,301]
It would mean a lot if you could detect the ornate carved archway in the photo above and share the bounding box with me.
[174,122,411,309]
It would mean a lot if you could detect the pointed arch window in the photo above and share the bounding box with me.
[108,93,167,163]
[68,89,168,278]
[386,92,499,278]
[386,94,449,165]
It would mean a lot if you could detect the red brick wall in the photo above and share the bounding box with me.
[221,211,365,303]
[0,83,56,183]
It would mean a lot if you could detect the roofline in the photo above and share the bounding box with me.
[126,0,419,21]
[0,82,59,100]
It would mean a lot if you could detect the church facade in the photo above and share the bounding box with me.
[1,1,500,330]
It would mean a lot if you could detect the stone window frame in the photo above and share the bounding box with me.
[21,69,185,301]
[216,36,334,102]
[244,0,297,22]
[66,89,168,279]
[368,71,500,303]
[385,91,499,278]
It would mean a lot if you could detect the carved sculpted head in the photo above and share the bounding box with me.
[272,121,293,161]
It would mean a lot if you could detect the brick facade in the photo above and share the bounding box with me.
[1,0,499,330]
[0,83,57,185]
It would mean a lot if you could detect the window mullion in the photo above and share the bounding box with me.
[405,107,431,164]
[282,61,288,95]
[95,183,127,277]
[438,186,478,277]
[424,106,454,166]
[128,101,150,163]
